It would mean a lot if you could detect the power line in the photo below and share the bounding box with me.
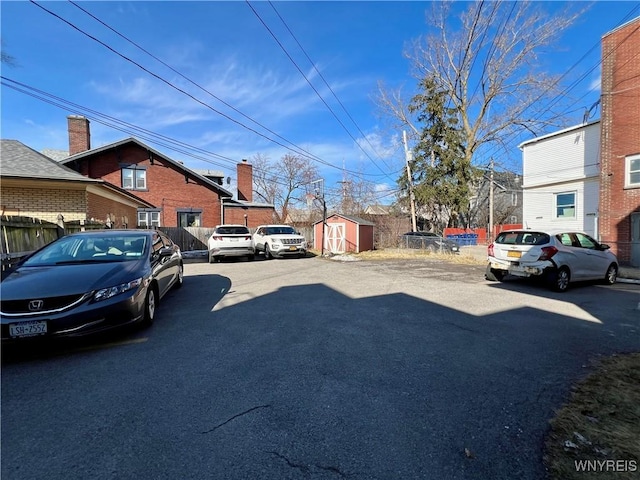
[479,7,640,164]
[267,0,396,173]
[246,0,396,181]
[66,0,357,177]
[30,0,394,182]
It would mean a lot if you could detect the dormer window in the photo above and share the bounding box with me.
[122,166,147,190]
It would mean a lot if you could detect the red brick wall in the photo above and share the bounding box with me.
[70,144,224,228]
[224,206,275,229]
[86,191,138,229]
[237,160,253,202]
[599,18,640,263]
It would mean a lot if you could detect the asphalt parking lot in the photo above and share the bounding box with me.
[2,255,639,480]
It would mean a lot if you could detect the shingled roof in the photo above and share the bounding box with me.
[1,139,100,184]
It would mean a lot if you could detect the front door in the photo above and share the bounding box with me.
[631,213,640,267]
[325,223,346,254]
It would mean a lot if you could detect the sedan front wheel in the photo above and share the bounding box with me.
[141,286,157,327]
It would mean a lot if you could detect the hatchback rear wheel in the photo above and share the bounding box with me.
[603,263,618,285]
[485,264,506,282]
[548,266,570,292]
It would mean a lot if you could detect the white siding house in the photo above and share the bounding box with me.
[519,121,600,238]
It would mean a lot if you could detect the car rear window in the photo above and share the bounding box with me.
[495,231,549,245]
[216,226,250,235]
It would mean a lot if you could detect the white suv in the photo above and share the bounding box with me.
[207,225,254,263]
[253,225,307,259]
[486,230,618,292]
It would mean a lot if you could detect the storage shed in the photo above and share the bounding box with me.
[313,214,375,254]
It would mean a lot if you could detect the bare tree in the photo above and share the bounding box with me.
[377,0,585,168]
[251,152,319,223]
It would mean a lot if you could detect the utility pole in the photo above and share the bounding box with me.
[403,131,418,232]
[488,158,494,243]
[311,179,327,256]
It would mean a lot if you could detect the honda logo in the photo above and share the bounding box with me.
[28,300,44,311]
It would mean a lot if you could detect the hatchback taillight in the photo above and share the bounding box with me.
[212,235,223,241]
[244,236,250,240]
[488,243,494,257]
[538,246,558,261]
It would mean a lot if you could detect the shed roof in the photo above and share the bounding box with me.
[314,213,375,226]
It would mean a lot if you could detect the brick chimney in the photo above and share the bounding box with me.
[67,115,91,155]
[237,159,253,202]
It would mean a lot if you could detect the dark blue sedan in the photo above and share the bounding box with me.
[1,229,183,342]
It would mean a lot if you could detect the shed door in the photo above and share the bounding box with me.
[325,223,346,254]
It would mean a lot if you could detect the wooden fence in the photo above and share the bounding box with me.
[157,227,215,251]
[1,219,317,272]
[158,225,315,251]
[1,216,105,271]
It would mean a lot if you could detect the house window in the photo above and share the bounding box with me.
[626,154,640,188]
[555,192,576,219]
[511,193,518,206]
[122,167,147,190]
[510,215,518,224]
[138,210,160,227]
[177,209,202,227]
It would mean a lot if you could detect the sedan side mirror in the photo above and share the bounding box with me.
[600,243,611,250]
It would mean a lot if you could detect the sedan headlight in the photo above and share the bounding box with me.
[94,278,143,302]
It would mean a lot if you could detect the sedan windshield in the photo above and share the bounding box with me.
[23,235,148,266]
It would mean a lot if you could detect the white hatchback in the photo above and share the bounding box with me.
[486,230,618,292]
[207,225,254,263]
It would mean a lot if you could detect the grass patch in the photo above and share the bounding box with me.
[309,248,486,265]
[544,353,640,479]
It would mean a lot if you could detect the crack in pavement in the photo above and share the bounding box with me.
[266,451,350,478]
[200,404,271,434]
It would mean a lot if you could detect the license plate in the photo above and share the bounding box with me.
[230,238,238,242]
[289,246,297,251]
[9,320,48,338]
[507,250,521,258]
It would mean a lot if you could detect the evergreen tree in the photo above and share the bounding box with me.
[402,76,478,231]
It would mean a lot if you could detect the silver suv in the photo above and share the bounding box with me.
[486,230,618,292]
[253,225,307,259]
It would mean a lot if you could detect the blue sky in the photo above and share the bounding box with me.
[2,1,639,205]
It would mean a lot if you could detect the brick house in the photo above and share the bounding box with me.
[0,139,153,226]
[599,17,640,266]
[61,116,275,228]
